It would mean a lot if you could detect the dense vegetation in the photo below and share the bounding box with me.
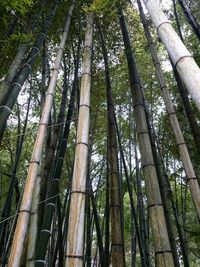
[0,0,200,266]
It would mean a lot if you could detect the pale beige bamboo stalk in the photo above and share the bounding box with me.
[26,167,41,267]
[8,3,75,266]
[65,13,94,267]
[143,0,200,112]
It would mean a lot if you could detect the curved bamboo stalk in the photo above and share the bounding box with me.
[7,3,75,265]
[138,0,200,222]
[142,0,200,112]
[65,13,94,267]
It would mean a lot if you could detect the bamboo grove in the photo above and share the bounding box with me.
[0,0,200,266]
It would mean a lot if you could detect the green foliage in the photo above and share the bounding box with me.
[0,0,34,15]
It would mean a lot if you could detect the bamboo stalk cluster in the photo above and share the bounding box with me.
[0,0,200,266]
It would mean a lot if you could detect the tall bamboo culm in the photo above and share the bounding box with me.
[98,22,125,267]
[137,0,200,222]
[65,13,94,267]
[0,0,59,143]
[119,9,174,267]
[177,0,200,40]
[7,3,75,265]
[142,0,200,112]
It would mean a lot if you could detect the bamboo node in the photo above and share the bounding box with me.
[175,55,193,69]
[79,104,90,109]
[71,190,86,195]
[12,82,22,89]
[0,106,12,113]
[84,45,93,50]
[46,92,54,97]
[39,32,46,38]
[167,112,176,117]
[156,21,171,34]
[29,160,40,164]
[23,63,32,70]
[32,46,40,51]
[148,203,163,208]
[66,255,83,259]
[19,209,31,214]
[133,103,145,109]
[76,141,89,147]
[142,163,155,168]
[57,47,64,52]
[51,67,59,72]
[41,229,51,235]
[186,177,197,182]
[176,142,186,147]
[155,250,172,255]
[39,122,48,126]
[81,72,92,77]
[52,178,60,183]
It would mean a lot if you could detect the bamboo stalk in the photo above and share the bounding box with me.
[98,21,126,267]
[177,0,200,40]
[7,3,75,265]
[138,0,200,222]
[142,0,200,112]
[119,9,174,266]
[26,167,41,267]
[0,0,60,143]
[65,13,94,267]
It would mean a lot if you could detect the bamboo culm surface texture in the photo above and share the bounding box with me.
[65,13,94,267]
